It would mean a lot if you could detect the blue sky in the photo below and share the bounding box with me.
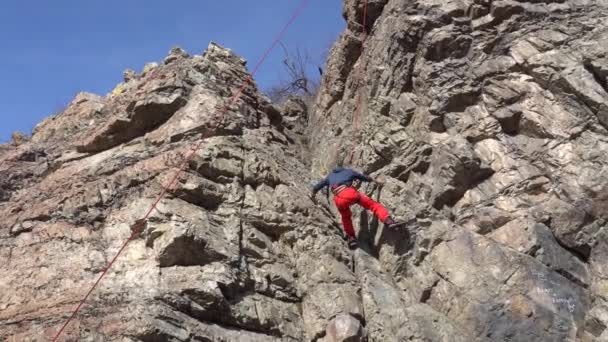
[0,0,344,142]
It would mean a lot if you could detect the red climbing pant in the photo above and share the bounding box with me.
[333,187,390,238]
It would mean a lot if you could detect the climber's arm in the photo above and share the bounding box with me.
[353,171,373,183]
[354,171,386,186]
[311,177,329,196]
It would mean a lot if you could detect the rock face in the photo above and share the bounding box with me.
[1,1,608,341]
[0,42,341,341]
[310,0,608,341]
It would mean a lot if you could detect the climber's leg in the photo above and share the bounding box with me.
[356,191,390,223]
[337,205,356,238]
[334,190,357,238]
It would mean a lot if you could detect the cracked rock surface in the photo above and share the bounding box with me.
[2,0,608,341]
[309,0,608,341]
[0,42,340,341]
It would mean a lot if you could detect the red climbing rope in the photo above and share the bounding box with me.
[348,0,369,165]
[50,1,309,340]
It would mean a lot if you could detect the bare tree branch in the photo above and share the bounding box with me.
[267,43,323,104]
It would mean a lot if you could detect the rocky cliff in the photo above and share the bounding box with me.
[310,0,608,341]
[1,0,608,341]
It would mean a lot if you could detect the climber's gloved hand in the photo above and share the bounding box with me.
[309,191,318,205]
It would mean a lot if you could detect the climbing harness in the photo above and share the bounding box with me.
[333,185,362,204]
[331,184,349,195]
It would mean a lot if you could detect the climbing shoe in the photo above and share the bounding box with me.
[384,217,406,230]
[347,235,358,250]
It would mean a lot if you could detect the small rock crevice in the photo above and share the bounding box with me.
[584,60,608,94]
[420,278,440,303]
[553,234,591,264]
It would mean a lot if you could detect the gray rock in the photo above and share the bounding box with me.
[325,314,364,342]
[164,46,190,64]
[10,132,29,146]
[123,68,139,82]
[309,0,608,340]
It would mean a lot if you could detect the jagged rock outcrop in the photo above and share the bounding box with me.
[310,0,608,341]
[0,42,350,341]
[2,0,608,341]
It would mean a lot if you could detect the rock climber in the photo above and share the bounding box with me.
[310,166,401,249]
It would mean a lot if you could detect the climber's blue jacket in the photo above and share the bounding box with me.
[312,167,372,194]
